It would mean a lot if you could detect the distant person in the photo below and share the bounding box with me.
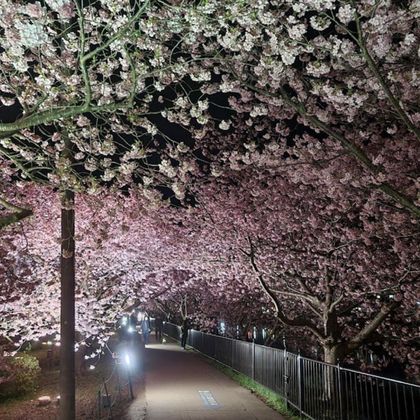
[129,312,137,327]
[181,317,189,349]
[139,312,151,345]
[246,329,253,342]
[155,316,163,342]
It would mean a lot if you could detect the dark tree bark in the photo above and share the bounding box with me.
[59,189,75,420]
[0,197,32,230]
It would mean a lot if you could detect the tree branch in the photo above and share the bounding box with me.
[350,0,420,143]
[346,301,400,351]
[0,197,32,230]
[245,236,324,340]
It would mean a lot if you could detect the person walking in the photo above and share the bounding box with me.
[181,317,189,349]
[155,315,163,342]
[139,312,151,345]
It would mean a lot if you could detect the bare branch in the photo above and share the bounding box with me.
[246,236,324,340]
[346,302,400,351]
[0,197,33,230]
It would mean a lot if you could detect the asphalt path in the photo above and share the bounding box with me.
[126,338,284,420]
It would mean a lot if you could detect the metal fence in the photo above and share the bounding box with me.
[90,339,140,419]
[92,362,132,420]
[163,322,420,420]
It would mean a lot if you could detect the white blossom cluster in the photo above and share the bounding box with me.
[15,21,48,48]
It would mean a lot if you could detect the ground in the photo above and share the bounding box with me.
[1,335,287,419]
[125,338,285,420]
[0,337,140,420]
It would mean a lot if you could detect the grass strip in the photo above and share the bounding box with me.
[207,358,300,420]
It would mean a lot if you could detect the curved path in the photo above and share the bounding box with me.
[127,338,284,420]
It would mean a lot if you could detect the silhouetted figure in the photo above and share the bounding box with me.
[139,312,150,345]
[155,316,163,342]
[181,318,189,349]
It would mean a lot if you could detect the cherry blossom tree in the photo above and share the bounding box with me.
[1,3,419,414]
[2,160,418,379]
[167,0,420,217]
[0,181,265,347]
[0,2,210,416]
[179,166,419,375]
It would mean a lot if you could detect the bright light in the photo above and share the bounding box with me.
[220,321,226,334]
[127,326,134,333]
[55,342,61,347]
[162,338,166,343]
[124,353,131,367]
[122,316,128,326]
[89,365,95,370]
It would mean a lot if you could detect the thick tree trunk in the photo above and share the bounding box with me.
[59,189,76,420]
[322,345,340,400]
[323,345,339,365]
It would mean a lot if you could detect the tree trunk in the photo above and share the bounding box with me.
[322,345,340,401]
[323,345,339,365]
[59,189,75,420]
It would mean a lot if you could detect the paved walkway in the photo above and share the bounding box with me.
[127,338,284,420]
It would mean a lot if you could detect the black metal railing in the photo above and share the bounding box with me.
[163,322,420,420]
[90,339,140,419]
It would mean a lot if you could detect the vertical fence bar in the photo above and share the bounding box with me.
[252,341,255,380]
[338,362,343,420]
[297,354,302,418]
[231,338,234,368]
[284,347,288,409]
[127,368,134,400]
[103,379,113,419]
[97,390,101,419]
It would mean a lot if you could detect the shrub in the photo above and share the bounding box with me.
[0,353,40,400]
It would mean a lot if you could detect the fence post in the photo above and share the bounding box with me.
[103,378,113,419]
[337,361,343,420]
[297,353,302,418]
[116,368,122,400]
[213,334,216,359]
[231,338,234,369]
[127,370,134,400]
[252,341,256,380]
[283,336,288,409]
[97,390,101,419]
